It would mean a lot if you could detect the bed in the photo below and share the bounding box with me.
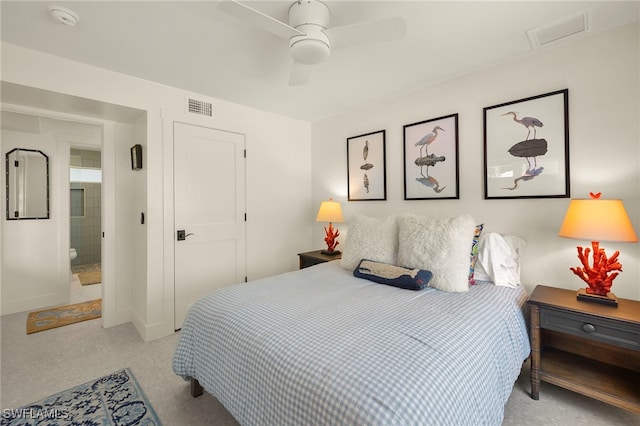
[173,213,530,425]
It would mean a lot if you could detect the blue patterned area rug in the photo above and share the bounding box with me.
[0,368,161,425]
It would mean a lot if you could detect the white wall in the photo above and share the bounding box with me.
[311,23,640,300]
[2,42,312,340]
[110,122,136,325]
[1,127,70,312]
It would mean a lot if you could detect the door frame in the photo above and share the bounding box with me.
[0,104,116,324]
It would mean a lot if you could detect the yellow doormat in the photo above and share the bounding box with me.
[78,270,101,286]
[26,299,101,334]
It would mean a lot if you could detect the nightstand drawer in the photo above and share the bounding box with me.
[540,307,640,351]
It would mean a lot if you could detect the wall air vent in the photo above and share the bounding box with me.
[527,9,591,49]
[186,97,213,117]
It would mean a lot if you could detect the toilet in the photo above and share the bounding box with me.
[70,248,77,281]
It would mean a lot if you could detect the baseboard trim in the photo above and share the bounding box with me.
[131,310,173,342]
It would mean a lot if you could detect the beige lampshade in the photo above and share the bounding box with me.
[316,199,344,223]
[558,198,638,242]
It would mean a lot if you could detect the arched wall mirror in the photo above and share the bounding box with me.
[5,148,50,220]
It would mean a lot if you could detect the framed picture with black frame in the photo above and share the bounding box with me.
[403,113,459,200]
[483,89,569,199]
[347,130,386,201]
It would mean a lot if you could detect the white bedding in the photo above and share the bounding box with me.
[173,261,530,425]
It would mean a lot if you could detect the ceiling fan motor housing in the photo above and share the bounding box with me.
[288,0,330,65]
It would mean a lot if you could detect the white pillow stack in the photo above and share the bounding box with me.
[340,213,479,293]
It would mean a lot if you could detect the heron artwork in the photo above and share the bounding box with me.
[413,126,447,194]
[416,175,446,193]
[500,112,543,140]
[415,126,444,156]
[502,166,544,190]
[501,111,548,180]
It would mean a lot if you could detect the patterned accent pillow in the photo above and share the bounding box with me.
[354,259,432,291]
[469,224,484,285]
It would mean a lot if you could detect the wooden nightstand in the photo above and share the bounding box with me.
[528,285,640,413]
[298,250,341,269]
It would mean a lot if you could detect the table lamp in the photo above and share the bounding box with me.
[316,198,344,255]
[558,192,638,306]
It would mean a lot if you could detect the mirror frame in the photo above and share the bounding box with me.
[5,148,50,220]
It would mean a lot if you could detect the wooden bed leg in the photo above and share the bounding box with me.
[190,378,204,397]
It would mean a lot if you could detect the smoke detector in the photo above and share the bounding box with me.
[48,5,80,26]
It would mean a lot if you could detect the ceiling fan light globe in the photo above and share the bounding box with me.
[290,38,330,65]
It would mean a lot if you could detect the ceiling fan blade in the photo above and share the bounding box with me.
[289,62,312,86]
[217,0,304,39]
[324,16,406,50]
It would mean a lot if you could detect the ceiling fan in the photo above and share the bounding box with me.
[217,0,406,86]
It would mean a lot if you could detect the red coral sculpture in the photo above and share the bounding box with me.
[324,223,340,252]
[570,242,622,295]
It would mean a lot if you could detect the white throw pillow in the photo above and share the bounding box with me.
[340,215,398,271]
[397,213,477,292]
[474,233,526,287]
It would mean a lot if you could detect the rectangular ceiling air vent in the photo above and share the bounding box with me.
[187,97,213,117]
[527,9,592,49]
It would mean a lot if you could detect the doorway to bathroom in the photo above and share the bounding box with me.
[69,147,102,304]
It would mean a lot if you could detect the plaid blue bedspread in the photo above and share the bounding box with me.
[173,261,530,425]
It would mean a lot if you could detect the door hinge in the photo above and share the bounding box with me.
[244,149,246,158]
[245,276,248,283]
[14,160,19,167]
[244,213,247,221]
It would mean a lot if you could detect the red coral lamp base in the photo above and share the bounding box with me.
[321,222,341,256]
[571,241,620,307]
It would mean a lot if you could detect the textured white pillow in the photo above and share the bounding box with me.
[340,215,398,271]
[474,233,527,287]
[397,213,477,292]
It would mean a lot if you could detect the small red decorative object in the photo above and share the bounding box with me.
[323,223,340,252]
[589,192,602,199]
[570,241,622,296]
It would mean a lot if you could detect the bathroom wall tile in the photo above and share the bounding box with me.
[69,151,102,267]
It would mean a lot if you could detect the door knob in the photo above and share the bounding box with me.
[177,230,195,241]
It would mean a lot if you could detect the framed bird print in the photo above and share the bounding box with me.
[483,89,569,199]
[403,113,459,200]
[347,130,386,201]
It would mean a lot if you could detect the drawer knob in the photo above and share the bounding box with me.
[582,323,596,333]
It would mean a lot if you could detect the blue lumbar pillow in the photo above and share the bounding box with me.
[354,259,432,290]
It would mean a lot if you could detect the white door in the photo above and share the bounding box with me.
[174,122,246,329]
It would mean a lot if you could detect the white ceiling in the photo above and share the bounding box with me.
[1,1,639,123]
